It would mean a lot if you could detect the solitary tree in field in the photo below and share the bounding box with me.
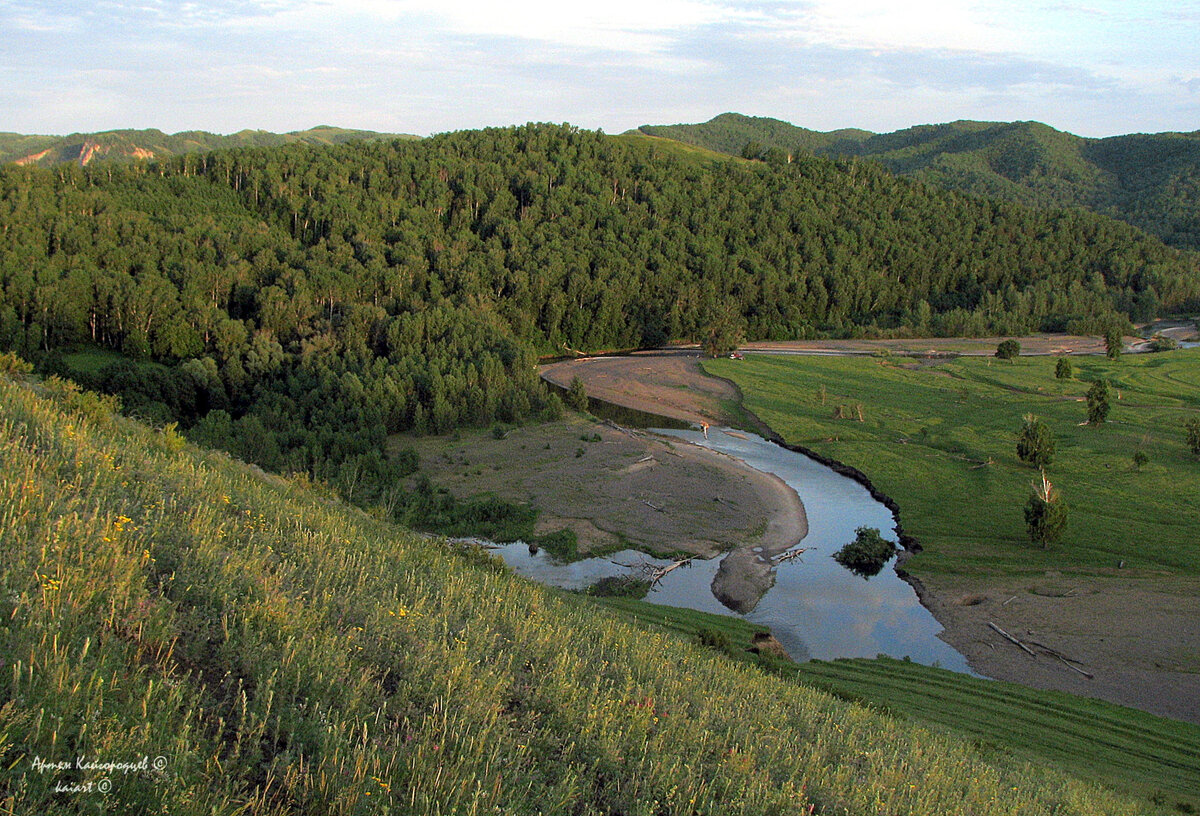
[1086,379,1110,425]
[995,339,1020,360]
[1104,328,1123,360]
[702,311,744,359]
[1055,357,1072,379]
[1185,417,1200,456]
[1016,414,1055,468]
[1024,471,1068,548]
[565,376,589,412]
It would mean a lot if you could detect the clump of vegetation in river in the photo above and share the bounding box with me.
[0,367,1152,816]
[833,526,897,577]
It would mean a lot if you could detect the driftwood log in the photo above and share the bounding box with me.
[987,621,1094,678]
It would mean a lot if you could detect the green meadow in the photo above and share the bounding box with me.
[0,363,1157,814]
[705,349,1200,577]
[593,595,1200,813]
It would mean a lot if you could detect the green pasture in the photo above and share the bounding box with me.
[588,593,1200,814]
[706,350,1200,577]
[794,657,1200,813]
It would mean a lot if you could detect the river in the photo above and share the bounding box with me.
[491,425,975,674]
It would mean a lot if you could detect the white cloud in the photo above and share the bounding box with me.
[796,0,1021,55]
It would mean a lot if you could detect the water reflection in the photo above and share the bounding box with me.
[492,426,975,674]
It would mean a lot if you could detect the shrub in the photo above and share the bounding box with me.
[1024,472,1068,548]
[1132,449,1149,471]
[1086,379,1111,425]
[42,376,121,426]
[1148,334,1178,352]
[0,351,33,378]
[995,339,1020,360]
[565,376,589,412]
[1016,414,1055,469]
[833,527,896,578]
[1055,357,1072,379]
[1104,327,1123,360]
[1185,417,1200,456]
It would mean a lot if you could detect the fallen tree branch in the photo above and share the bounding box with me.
[772,547,810,565]
[1026,639,1095,678]
[987,622,1037,657]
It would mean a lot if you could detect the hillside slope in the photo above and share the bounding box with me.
[0,363,1148,814]
[639,113,1200,249]
[0,125,415,167]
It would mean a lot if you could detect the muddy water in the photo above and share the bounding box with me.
[493,426,974,673]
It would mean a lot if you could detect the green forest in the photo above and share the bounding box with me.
[640,113,1200,250]
[0,125,412,168]
[2,122,1197,528]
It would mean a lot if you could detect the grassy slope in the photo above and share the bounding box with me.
[595,596,1200,812]
[706,350,1200,577]
[794,658,1200,812]
[0,369,1148,815]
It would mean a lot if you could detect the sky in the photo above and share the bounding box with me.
[1,0,1197,138]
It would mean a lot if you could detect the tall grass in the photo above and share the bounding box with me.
[0,372,1145,814]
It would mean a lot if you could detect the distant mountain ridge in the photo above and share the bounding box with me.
[0,125,417,167]
[638,113,1200,250]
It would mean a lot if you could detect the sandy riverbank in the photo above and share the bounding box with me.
[910,568,1200,724]
[395,415,807,563]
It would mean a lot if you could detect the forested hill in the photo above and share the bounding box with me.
[638,113,1200,250]
[1,122,1196,514]
[0,125,414,168]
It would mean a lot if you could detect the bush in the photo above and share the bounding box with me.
[833,527,896,578]
[1132,449,1149,471]
[696,627,734,654]
[1185,417,1200,456]
[0,351,33,378]
[42,376,121,426]
[541,391,565,421]
[565,376,589,412]
[1148,334,1178,352]
[995,339,1020,360]
[1024,473,1068,547]
[1016,414,1055,469]
[1086,379,1111,425]
[1055,357,1072,379]
[1105,327,1123,360]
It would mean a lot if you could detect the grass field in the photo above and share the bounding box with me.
[0,363,1155,815]
[705,350,1200,578]
[590,594,1200,813]
[793,657,1200,813]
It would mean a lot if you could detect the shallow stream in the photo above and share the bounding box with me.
[492,426,974,673]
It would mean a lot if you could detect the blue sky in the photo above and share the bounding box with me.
[1,0,1196,137]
